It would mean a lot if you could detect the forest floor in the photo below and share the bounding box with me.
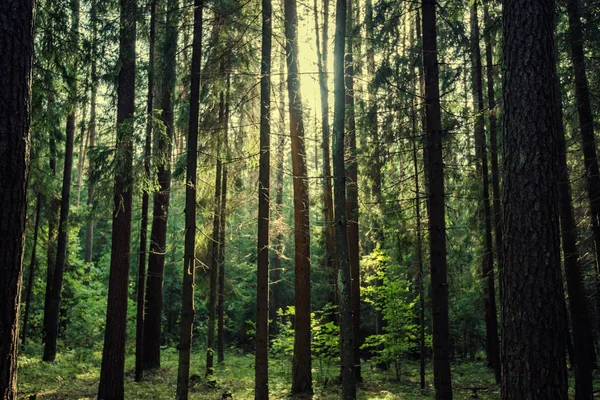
[16,344,591,399]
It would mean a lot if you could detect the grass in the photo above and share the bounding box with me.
[17,344,504,399]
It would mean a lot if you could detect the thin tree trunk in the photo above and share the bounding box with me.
[284,0,312,395]
[97,0,137,396]
[470,0,501,383]
[217,75,230,364]
[333,0,357,397]
[76,86,89,208]
[143,0,178,372]
[501,0,568,397]
[176,1,203,398]
[483,2,502,312]
[136,0,157,380]
[255,0,272,395]
[421,0,453,397]
[566,0,600,332]
[314,0,337,310]
[0,3,34,398]
[556,79,595,400]
[344,0,361,381]
[85,0,98,264]
[43,0,80,362]
[206,133,222,376]
[22,194,42,346]
[270,51,286,326]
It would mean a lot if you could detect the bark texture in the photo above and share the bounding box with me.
[421,0,453,397]
[0,2,34,397]
[284,0,312,395]
[501,1,568,398]
[97,0,136,397]
[176,1,202,398]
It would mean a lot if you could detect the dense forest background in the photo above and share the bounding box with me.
[4,0,600,398]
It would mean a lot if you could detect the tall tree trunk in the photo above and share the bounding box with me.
[176,1,203,398]
[314,0,337,309]
[270,51,286,325]
[556,79,595,400]
[43,0,80,362]
[501,0,568,398]
[284,0,312,395]
[470,0,500,383]
[421,0,453,397]
[22,194,42,346]
[143,0,178,372]
[566,0,600,330]
[255,1,272,396]
[0,1,34,397]
[85,0,98,264]
[206,132,222,376]
[217,75,230,364]
[410,18,426,386]
[136,0,157,380]
[345,0,361,381]
[482,1,503,309]
[333,0,357,398]
[97,0,137,396]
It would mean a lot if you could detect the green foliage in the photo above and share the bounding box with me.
[361,250,420,375]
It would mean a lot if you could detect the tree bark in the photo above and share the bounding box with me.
[314,0,337,311]
[470,0,500,383]
[333,0,357,397]
[84,0,98,264]
[284,0,312,395]
[566,0,600,333]
[255,1,272,395]
[97,0,136,396]
[421,0,453,397]
[556,78,595,400]
[0,2,34,396]
[217,75,230,365]
[206,123,222,376]
[136,0,157,380]
[176,1,203,398]
[482,0,503,312]
[143,0,178,372]
[501,1,568,398]
[344,0,361,382]
[43,0,80,362]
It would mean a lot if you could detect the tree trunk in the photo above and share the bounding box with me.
[206,128,222,376]
[136,0,157,380]
[75,86,89,208]
[482,1,503,311]
[314,0,337,311]
[556,79,595,400]
[501,1,568,398]
[43,0,80,362]
[176,1,203,398]
[0,1,34,397]
[97,0,136,396]
[84,0,98,264]
[333,0,357,397]
[143,0,177,372]
[470,0,501,383]
[344,0,361,382]
[421,0,453,397]
[217,76,230,365]
[270,50,286,326]
[255,1,272,396]
[22,194,42,346]
[284,0,312,395]
[566,0,600,335]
